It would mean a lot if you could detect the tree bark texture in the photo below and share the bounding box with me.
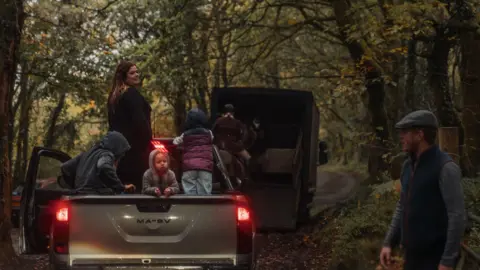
[460,31,480,176]
[438,127,460,164]
[428,33,461,127]
[405,40,417,112]
[173,90,187,135]
[44,91,66,148]
[332,0,390,145]
[332,0,390,175]
[0,0,25,264]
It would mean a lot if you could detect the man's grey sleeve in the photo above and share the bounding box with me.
[439,162,466,267]
[383,199,403,247]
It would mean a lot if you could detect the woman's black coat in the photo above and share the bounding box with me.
[108,87,152,190]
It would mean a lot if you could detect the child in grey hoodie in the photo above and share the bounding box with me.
[142,149,180,197]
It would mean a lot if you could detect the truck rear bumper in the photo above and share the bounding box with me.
[55,265,252,270]
[51,254,254,270]
[69,267,251,270]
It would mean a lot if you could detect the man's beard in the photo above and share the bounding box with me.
[408,141,419,155]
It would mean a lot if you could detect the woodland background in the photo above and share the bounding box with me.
[1,0,480,269]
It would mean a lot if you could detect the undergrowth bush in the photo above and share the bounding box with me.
[463,178,480,213]
[463,178,480,251]
[315,180,400,269]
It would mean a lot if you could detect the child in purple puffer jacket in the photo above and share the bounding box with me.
[173,108,214,195]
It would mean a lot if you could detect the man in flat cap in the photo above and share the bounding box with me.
[379,110,466,270]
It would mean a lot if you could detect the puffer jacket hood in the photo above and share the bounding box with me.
[148,149,159,174]
[60,131,130,193]
[185,108,209,131]
[148,148,169,182]
[99,131,131,159]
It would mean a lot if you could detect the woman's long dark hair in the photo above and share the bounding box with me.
[108,61,136,108]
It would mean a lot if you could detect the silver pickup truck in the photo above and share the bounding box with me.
[18,144,256,270]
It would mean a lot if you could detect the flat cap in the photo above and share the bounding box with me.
[395,110,438,129]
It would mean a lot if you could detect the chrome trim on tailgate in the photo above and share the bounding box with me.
[71,256,236,267]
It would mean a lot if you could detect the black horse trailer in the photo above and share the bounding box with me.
[210,87,323,231]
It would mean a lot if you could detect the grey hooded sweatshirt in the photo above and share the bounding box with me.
[61,131,131,193]
[142,149,179,196]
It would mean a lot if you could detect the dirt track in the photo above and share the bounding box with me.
[255,170,359,269]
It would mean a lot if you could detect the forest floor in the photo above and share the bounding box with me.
[7,169,361,270]
[255,170,360,270]
[2,229,48,270]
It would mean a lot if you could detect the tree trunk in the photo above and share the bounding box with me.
[438,127,460,164]
[265,53,281,88]
[385,46,404,143]
[13,86,31,186]
[12,63,30,185]
[213,1,228,88]
[184,9,209,115]
[44,92,66,148]
[332,0,391,175]
[428,34,461,127]
[195,27,210,114]
[21,117,29,179]
[428,31,465,174]
[173,90,186,135]
[379,0,403,142]
[0,0,25,264]
[7,91,14,177]
[459,31,480,176]
[405,40,417,112]
[213,59,220,88]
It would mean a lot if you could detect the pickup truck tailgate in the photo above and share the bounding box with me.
[67,195,238,258]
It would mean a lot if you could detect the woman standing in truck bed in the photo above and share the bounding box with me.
[107,61,152,192]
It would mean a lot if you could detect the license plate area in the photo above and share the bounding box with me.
[136,203,172,212]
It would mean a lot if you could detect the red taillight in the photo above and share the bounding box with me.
[51,201,70,254]
[237,207,250,222]
[235,195,254,254]
[234,195,252,223]
[56,207,68,222]
[54,244,68,253]
[151,141,168,152]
